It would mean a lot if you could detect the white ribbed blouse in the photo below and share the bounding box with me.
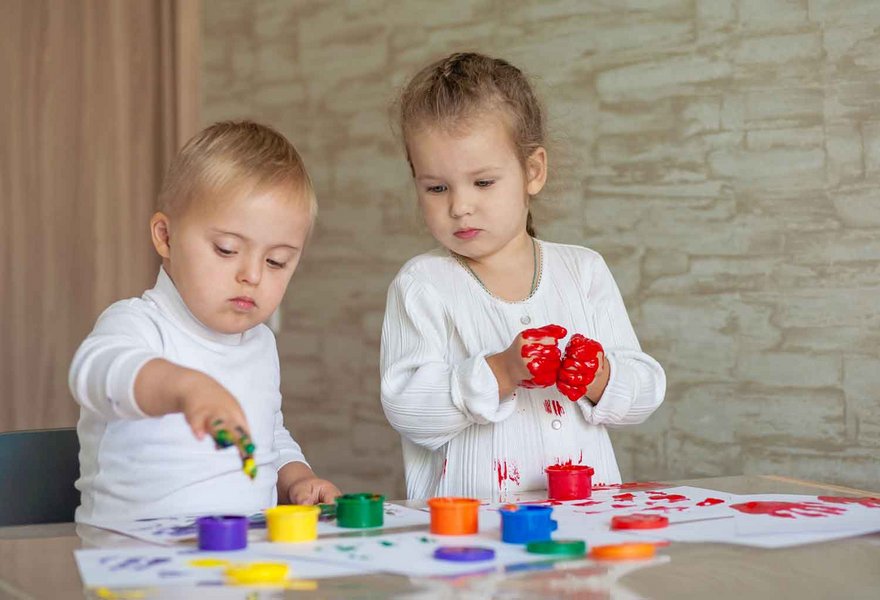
[380,240,666,501]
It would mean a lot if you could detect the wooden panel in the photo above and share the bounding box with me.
[0,0,200,431]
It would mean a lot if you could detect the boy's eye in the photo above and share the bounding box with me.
[215,245,235,256]
[266,258,287,269]
[426,184,448,194]
[475,179,495,188]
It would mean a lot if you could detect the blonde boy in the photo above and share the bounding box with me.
[70,121,339,525]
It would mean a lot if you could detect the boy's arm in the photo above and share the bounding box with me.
[272,411,340,504]
[277,461,341,505]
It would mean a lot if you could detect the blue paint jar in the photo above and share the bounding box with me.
[499,505,558,544]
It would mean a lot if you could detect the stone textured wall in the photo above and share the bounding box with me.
[204,0,880,496]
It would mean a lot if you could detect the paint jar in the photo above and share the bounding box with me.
[428,497,480,535]
[265,505,320,542]
[545,464,594,501]
[499,505,558,544]
[196,515,248,551]
[335,493,385,528]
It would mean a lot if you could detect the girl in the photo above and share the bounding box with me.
[380,53,666,501]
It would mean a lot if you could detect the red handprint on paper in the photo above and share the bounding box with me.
[556,334,604,401]
[730,501,846,519]
[520,324,567,388]
[818,496,880,508]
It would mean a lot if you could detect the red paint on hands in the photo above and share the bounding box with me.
[730,501,847,519]
[520,325,567,388]
[818,496,880,508]
[557,334,604,401]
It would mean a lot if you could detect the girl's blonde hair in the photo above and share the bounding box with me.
[397,52,545,236]
[158,120,316,221]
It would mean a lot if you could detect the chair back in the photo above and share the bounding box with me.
[0,428,80,526]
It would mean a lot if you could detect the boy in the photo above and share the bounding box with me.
[70,121,339,525]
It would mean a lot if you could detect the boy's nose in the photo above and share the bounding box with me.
[236,259,262,286]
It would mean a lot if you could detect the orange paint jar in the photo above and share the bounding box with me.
[427,497,480,535]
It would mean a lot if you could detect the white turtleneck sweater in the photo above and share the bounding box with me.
[69,267,307,525]
[380,240,666,501]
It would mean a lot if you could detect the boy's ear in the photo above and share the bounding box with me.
[150,212,172,259]
[526,146,547,196]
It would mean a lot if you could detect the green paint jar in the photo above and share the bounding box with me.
[335,493,385,528]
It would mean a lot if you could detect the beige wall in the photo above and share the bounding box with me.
[203,0,880,496]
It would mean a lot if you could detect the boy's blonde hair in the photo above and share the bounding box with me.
[397,52,545,236]
[158,120,317,221]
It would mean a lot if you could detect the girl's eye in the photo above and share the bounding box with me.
[266,258,287,269]
[426,184,448,194]
[215,245,235,256]
[475,179,495,188]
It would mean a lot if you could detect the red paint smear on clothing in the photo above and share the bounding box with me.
[730,501,846,519]
[696,498,725,507]
[543,399,565,416]
[818,496,880,508]
[494,460,521,491]
[440,458,447,480]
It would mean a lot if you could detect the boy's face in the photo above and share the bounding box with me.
[406,113,546,262]
[151,185,313,334]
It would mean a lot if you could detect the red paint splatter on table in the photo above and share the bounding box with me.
[494,459,521,490]
[543,399,565,416]
[696,498,725,507]
[730,501,847,519]
[647,492,688,503]
[573,500,603,507]
[594,482,664,490]
[645,506,689,513]
[613,493,637,501]
[521,499,563,506]
[818,496,880,508]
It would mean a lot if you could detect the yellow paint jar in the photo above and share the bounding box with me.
[265,505,320,543]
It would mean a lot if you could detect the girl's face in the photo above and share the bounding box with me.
[406,114,547,262]
[150,185,312,334]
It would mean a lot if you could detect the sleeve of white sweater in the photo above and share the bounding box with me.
[380,272,517,452]
[68,303,163,420]
[272,410,308,470]
[575,256,666,427]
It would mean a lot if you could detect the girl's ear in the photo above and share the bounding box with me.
[150,212,172,259]
[526,146,547,196]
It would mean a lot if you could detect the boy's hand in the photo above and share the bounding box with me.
[287,477,342,505]
[178,372,253,459]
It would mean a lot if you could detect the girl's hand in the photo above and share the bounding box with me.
[487,324,567,397]
[519,324,567,388]
[557,335,607,402]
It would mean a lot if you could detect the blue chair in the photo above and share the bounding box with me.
[0,428,80,526]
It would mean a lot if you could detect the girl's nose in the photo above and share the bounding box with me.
[449,190,475,218]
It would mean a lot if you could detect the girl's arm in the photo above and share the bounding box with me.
[380,273,517,451]
[575,256,666,426]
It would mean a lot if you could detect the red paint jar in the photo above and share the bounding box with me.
[545,464,594,501]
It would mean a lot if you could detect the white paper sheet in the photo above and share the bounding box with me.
[89,503,430,546]
[74,546,378,588]
[729,494,880,536]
